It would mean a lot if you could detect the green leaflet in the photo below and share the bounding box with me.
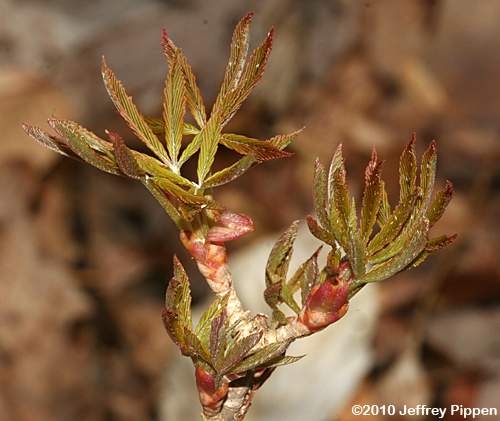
[213,27,274,127]
[173,256,192,329]
[369,202,426,265]
[152,177,209,206]
[22,124,71,157]
[163,50,186,163]
[161,31,207,128]
[332,167,350,226]
[48,119,120,175]
[425,233,458,252]
[101,57,170,164]
[266,221,300,288]
[210,309,228,369]
[306,215,335,245]
[399,135,417,204]
[197,116,223,184]
[133,153,193,187]
[377,180,391,227]
[231,340,290,374]
[203,156,257,188]
[328,144,344,203]
[220,133,293,161]
[212,13,252,117]
[195,293,230,348]
[419,140,437,212]
[361,218,429,283]
[142,178,185,229]
[281,247,321,313]
[313,159,329,228]
[367,192,418,255]
[144,116,164,135]
[177,115,217,169]
[360,149,383,242]
[53,119,115,158]
[219,331,262,374]
[427,180,453,227]
[411,233,457,268]
[183,327,211,362]
[347,224,366,278]
[261,354,304,370]
[163,257,193,353]
[329,167,350,250]
[269,129,302,150]
[107,130,144,179]
[144,117,200,136]
[263,283,283,315]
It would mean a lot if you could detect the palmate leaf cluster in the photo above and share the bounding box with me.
[307,136,456,286]
[262,137,456,324]
[163,257,302,385]
[23,13,299,229]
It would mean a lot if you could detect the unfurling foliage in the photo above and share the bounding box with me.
[263,135,456,333]
[163,257,300,387]
[23,12,456,421]
[23,12,299,232]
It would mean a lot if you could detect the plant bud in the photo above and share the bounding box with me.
[207,211,254,243]
[195,366,229,414]
[299,277,349,332]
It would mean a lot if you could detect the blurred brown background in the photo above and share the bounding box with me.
[1,0,499,420]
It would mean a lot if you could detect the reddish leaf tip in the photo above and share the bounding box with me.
[266,27,275,44]
[47,118,58,130]
[105,129,123,145]
[100,56,109,74]
[243,11,255,22]
[444,179,454,194]
[172,254,184,271]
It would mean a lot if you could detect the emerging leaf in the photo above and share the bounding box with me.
[162,256,193,354]
[427,180,453,227]
[212,13,253,114]
[162,50,186,163]
[377,180,392,226]
[231,340,291,374]
[419,140,438,211]
[310,137,455,290]
[360,148,383,242]
[161,30,207,128]
[101,57,170,165]
[106,130,144,179]
[25,16,296,229]
[221,133,293,161]
[313,159,329,229]
[48,119,120,175]
[265,220,300,288]
[22,124,71,157]
[195,293,230,348]
[399,134,417,203]
[219,330,263,374]
[203,156,256,188]
[362,218,429,283]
